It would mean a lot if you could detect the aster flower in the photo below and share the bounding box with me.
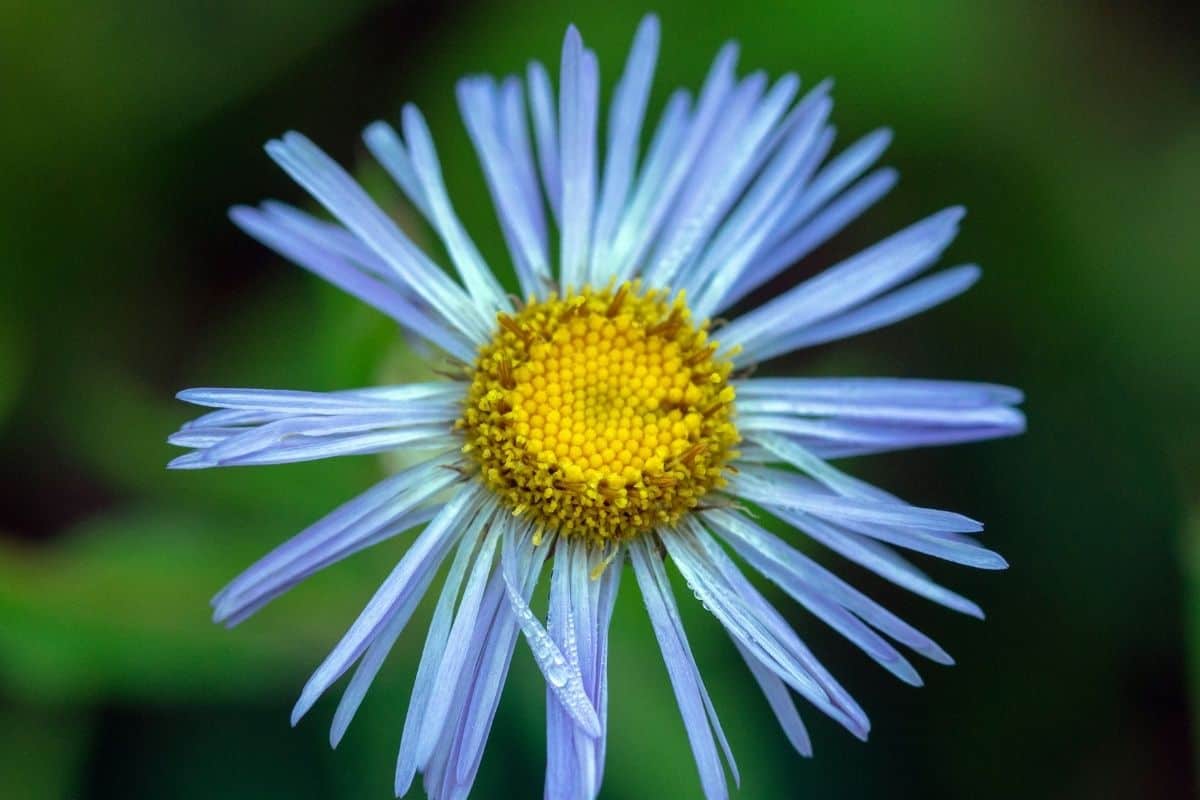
[169,14,1024,799]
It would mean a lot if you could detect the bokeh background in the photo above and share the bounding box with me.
[2,1,1198,797]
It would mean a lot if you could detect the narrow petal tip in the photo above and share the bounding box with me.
[941,204,967,225]
[902,633,956,666]
[977,550,1009,570]
[847,717,871,742]
[290,694,315,728]
[281,130,311,148]
[564,23,583,51]
[877,166,901,188]
[227,204,257,227]
[361,120,392,146]
[211,601,238,626]
[400,102,423,130]
[871,126,894,148]
[166,453,208,470]
[954,263,983,287]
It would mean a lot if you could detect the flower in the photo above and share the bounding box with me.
[169,14,1025,799]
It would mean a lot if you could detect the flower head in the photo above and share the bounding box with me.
[170,15,1024,799]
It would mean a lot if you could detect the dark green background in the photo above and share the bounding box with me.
[2,1,1197,797]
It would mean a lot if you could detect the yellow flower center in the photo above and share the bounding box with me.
[459,282,739,544]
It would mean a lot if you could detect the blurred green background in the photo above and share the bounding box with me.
[2,0,1197,797]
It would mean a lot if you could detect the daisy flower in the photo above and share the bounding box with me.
[170,14,1025,799]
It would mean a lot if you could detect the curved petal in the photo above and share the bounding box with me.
[501,528,601,737]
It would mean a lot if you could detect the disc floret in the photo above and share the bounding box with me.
[460,282,739,543]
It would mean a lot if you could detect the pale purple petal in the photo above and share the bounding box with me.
[606,90,691,283]
[773,126,894,239]
[172,410,453,462]
[685,85,834,316]
[456,76,553,297]
[400,104,511,311]
[417,520,550,798]
[732,641,812,757]
[454,525,548,777]
[420,574,508,799]
[720,166,899,312]
[264,132,492,342]
[168,426,456,469]
[498,77,550,252]
[719,207,964,364]
[526,60,562,225]
[739,413,1025,458]
[228,204,475,360]
[211,455,460,626]
[763,503,986,618]
[501,527,601,737]
[630,539,733,800]
[177,384,458,413]
[609,43,739,283]
[736,384,1022,429]
[732,465,984,534]
[393,513,485,796]
[361,120,434,220]
[328,564,438,747]
[735,377,1024,408]
[290,484,486,726]
[545,541,585,799]
[591,14,660,285]
[591,545,622,791]
[544,538,621,800]
[706,507,952,675]
[255,200,395,281]
[752,264,980,359]
[733,466,1008,572]
[558,26,599,290]
[665,523,869,738]
[643,70,799,289]
[413,516,504,765]
[220,504,442,630]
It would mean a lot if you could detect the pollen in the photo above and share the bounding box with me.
[459,282,740,544]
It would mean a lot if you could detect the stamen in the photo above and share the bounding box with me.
[497,313,531,343]
[497,357,516,390]
[606,283,629,317]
